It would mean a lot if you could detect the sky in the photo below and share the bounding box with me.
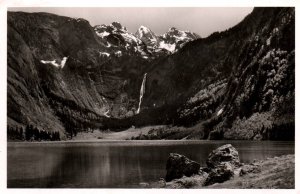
[8,7,253,37]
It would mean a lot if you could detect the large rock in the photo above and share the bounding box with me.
[165,153,200,182]
[204,144,241,185]
[206,144,240,168]
[204,163,234,186]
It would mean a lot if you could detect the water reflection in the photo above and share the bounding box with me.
[7,141,294,188]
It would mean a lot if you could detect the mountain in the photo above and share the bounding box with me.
[7,7,295,141]
[158,27,201,52]
[129,7,294,140]
[94,22,149,59]
[152,7,294,140]
[6,11,199,137]
[94,22,200,59]
[135,25,158,47]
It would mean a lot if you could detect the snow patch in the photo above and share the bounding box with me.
[96,31,110,38]
[60,57,68,68]
[41,56,68,69]
[217,108,223,116]
[99,52,110,57]
[115,51,122,57]
[106,42,112,48]
[159,41,176,52]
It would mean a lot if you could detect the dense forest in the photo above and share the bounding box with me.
[7,125,60,141]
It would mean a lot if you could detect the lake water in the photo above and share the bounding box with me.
[7,140,294,188]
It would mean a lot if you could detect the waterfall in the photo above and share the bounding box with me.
[137,73,147,114]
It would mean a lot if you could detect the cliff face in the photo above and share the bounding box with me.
[7,8,295,140]
[7,12,149,134]
[174,8,295,140]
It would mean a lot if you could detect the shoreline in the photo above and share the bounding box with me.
[152,154,295,189]
[7,139,295,144]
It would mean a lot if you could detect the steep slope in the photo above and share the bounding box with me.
[7,12,150,136]
[172,7,294,140]
[7,11,199,137]
[128,7,294,141]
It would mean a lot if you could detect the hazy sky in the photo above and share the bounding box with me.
[8,7,253,37]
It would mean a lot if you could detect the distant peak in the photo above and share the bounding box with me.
[169,27,178,31]
[136,25,156,39]
[139,25,155,33]
[139,25,149,30]
[111,21,125,30]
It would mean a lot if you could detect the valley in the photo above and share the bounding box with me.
[7,7,295,141]
[6,7,296,189]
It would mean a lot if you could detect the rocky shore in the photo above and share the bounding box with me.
[148,144,294,189]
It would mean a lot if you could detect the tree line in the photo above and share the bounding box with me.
[7,124,60,141]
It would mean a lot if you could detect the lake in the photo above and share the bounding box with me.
[7,140,294,188]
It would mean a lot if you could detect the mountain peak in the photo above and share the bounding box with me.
[135,25,158,46]
[137,25,153,37]
[168,27,178,32]
[138,25,150,30]
[111,21,126,30]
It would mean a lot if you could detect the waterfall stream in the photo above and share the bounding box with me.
[137,73,147,114]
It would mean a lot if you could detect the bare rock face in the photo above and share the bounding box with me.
[206,144,240,168]
[165,153,200,182]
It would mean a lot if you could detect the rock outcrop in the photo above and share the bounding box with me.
[204,162,235,186]
[206,144,240,168]
[205,144,241,185]
[165,153,200,182]
[165,144,241,185]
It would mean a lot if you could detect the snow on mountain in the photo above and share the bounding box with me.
[135,25,200,54]
[94,22,199,57]
[96,30,110,38]
[40,57,68,68]
[99,52,110,57]
[136,25,158,46]
[159,27,200,52]
[95,22,142,47]
[159,41,176,52]
[115,51,122,57]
